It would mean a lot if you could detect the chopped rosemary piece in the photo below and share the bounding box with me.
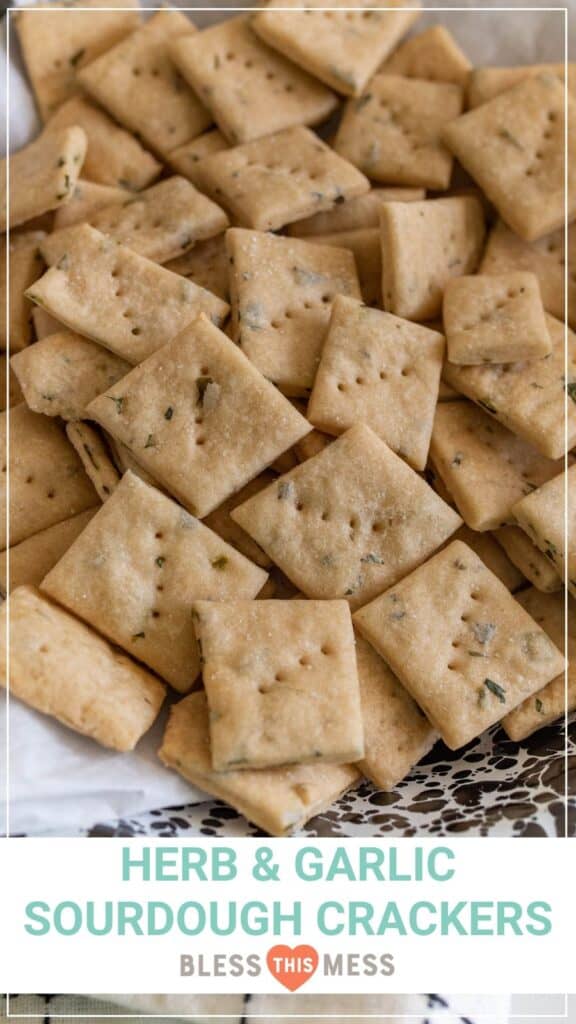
[211,556,229,570]
[155,556,165,568]
[164,406,174,420]
[484,678,506,703]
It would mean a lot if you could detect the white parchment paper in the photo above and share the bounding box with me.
[1,0,574,836]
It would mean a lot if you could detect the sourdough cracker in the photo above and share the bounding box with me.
[354,540,566,750]
[468,64,576,109]
[231,424,462,609]
[53,181,128,230]
[493,526,561,593]
[42,472,267,692]
[308,296,444,470]
[429,400,564,532]
[166,131,229,187]
[159,691,361,836]
[443,272,551,365]
[335,74,462,189]
[171,17,336,145]
[196,126,369,232]
[0,508,96,594]
[253,0,421,97]
[1,404,98,549]
[502,589,576,741]
[0,126,86,231]
[193,599,364,770]
[355,633,438,791]
[27,225,228,365]
[512,465,576,597]
[287,187,425,237]
[78,10,210,157]
[227,228,361,393]
[443,315,576,459]
[65,421,120,502]
[443,74,576,241]
[1,585,165,751]
[87,317,310,518]
[310,228,382,306]
[382,25,471,86]
[380,197,485,321]
[165,235,230,303]
[0,231,45,352]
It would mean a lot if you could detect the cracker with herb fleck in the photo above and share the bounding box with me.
[308,296,444,470]
[11,330,130,421]
[0,509,96,594]
[443,315,576,459]
[14,0,140,122]
[480,220,576,330]
[196,126,369,233]
[0,231,45,352]
[355,633,437,791]
[171,16,337,146]
[253,0,421,98]
[166,130,229,187]
[493,526,561,593]
[43,177,228,266]
[42,471,267,692]
[193,599,364,770]
[468,64,576,109]
[0,126,86,232]
[1,404,98,549]
[287,187,425,237]
[382,25,472,86]
[53,180,128,229]
[231,424,461,609]
[87,317,310,518]
[26,225,228,365]
[165,235,230,303]
[335,74,462,190]
[65,421,120,502]
[226,228,361,394]
[429,400,564,532]
[443,272,551,365]
[309,228,382,306]
[47,97,161,191]
[512,465,576,597]
[380,196,485,321]
[502,588,576,741]
[159,691,361,835]
[443,74,576,241]
[354,539,566,750]
[203,472,276,569]
[0,585,165,752]
[78,10,210,158]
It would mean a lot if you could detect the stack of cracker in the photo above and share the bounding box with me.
[2,0,574,835]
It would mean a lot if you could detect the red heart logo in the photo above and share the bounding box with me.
[266,944,319,991]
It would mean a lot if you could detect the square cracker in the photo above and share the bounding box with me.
[429,400,565,532]
[86,317,310,518]
[193,599,364,770]
[159,691,361,836]
[26,225,229,365]
[11,330,130,421]
[166,130,228,188]
[354,539,566,750]
[0,126,86,232]
[78,11,210,158]
[0,509,96,594]
[382,26,472,87]
[47,97,161,191]
[512,465,576,598]
[65,421,120,502]
[493,526,561,594]
[0,231,45,352]
[480,220,576,331]
[42,471,267,693]
[53,181,128,230]
[253,0,421,98]
[171,17,336,146]
[1,404,98,549]
[42,177,229,267]
[443,74,576,242]
[443,272,551,365]
[231,423,462,610]
[468,64,576,109]
[310,228,382,307]
[443,314,576,460]
[14,0,140,122]
[355,633,438,791]
[307,296,444,471]
[0,585,165,752]
[380,197,486,321]
[502,588,576,741]
[196,126,369,233]
[226,228,361,394]
[165,235,230,303]
[335,74,462,190]
[287,187,425,237]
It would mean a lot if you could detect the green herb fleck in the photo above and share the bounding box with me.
[535,698,544,713]
[484,677,506,703]
[472,622,496,645]
[106,395,124,414]
[132,631,145,640]
[361,552,385,565]
[155,556,165,568]
[164,406,174,420]
[211,556,229,570]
